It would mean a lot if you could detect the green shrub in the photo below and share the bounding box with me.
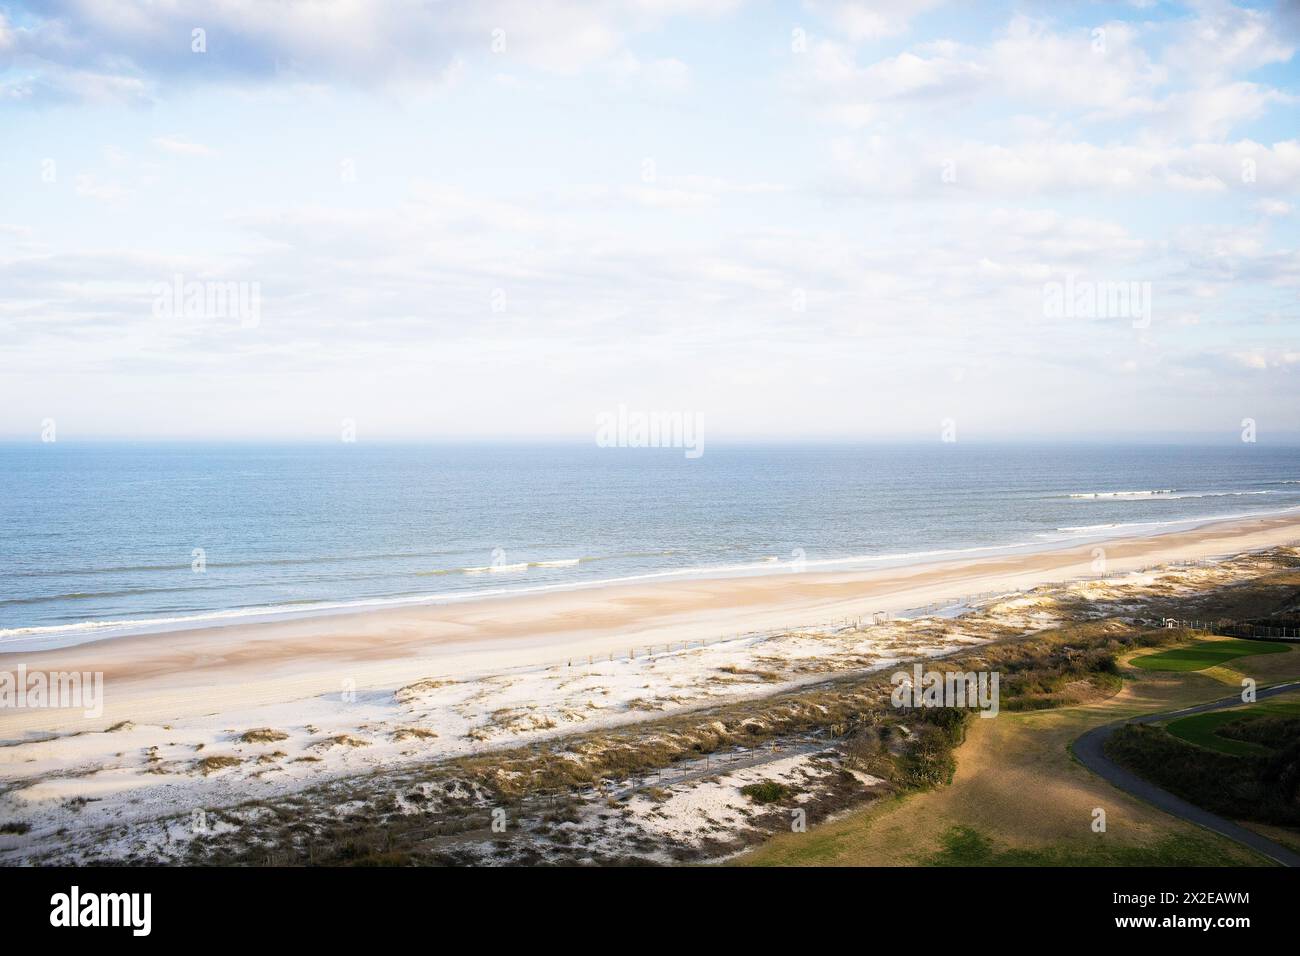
[740,781,792,804]
[1105,724,1300,826]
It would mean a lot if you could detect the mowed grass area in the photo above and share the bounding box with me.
[736,637,1300,867]
[923,824,1252,867]
[1166,712,1270,756]
[1165,697,1300,756]
[1130,637,1289,672]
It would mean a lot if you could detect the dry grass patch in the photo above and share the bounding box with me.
[395,678,457,703]
[392,728,438,742]
[239,728,289,744]
[195,755,243,775]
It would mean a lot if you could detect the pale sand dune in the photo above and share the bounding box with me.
[2,510,1298,740]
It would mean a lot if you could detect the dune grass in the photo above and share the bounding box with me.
[740,781,793,804]
[1130,637,1288,672]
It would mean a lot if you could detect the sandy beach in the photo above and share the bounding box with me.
[3,508,1299,863]
[4,510,1300,739]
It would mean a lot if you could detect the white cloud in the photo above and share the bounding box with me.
[1252,199,1292,217]
[792,8,1294,143]
[152,135,214,157]
[1153,82,1293,140]
[4,0,738,100]
[1163,0,1296,79]
[73,174,128,202]
[990,17,1164,115]
[1230,349,1300,370]
[827,137,1300,198]
[608,52,692,92]
[792,39,985,127]
[808,0,944,41]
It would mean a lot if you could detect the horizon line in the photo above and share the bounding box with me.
[4,435,1300,446]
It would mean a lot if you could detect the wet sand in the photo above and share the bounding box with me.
[3,510,1299,736]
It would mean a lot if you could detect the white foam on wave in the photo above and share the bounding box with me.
[1175,490,1272,498]
[463,562,528,574]
[1066,489,1276,500]
[1066,489,1176,498]
[6,504,1299,653]
[1044,503,1300,537]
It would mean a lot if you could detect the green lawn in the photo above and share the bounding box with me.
[923,825,1259,867]
[1165,697,1300,756]
[1251,698,1300,717]
[1165,712,1270,756]
[1130,638,1289,672]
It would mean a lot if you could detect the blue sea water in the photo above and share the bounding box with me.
[2,442,1299,648]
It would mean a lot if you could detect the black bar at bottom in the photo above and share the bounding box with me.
[0,864,1289,941]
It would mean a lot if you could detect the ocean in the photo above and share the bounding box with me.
[2,442,1299,649]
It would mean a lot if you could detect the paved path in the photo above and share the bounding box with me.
[1072,681,1300,867]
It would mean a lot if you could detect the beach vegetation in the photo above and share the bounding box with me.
[195,755,243,775]
[740,781,792,803]
[239,728,289,744]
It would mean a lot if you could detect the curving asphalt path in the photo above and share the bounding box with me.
[1072,681,1300,867]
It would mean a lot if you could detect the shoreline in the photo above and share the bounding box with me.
[2,510,1300,739]
[6,503,1300,652]
[3,512,1299,864]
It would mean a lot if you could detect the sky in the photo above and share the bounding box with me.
[1,0,1298,443]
